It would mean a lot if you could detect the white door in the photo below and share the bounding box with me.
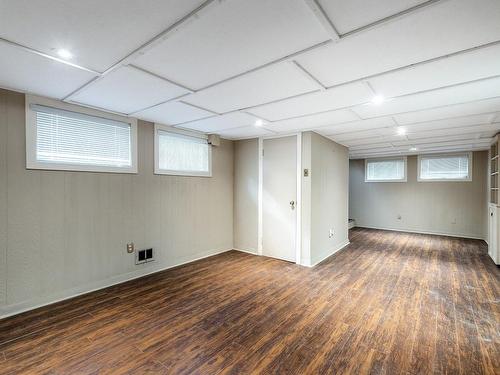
[262,136,297,262]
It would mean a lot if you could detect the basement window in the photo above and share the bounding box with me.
[154,124,212,177]
[418,153,472,181]
[26,97,137,173]
[365,157,407,182]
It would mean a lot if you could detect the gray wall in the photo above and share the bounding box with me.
[349,152,488,239]
[0,89,234,317]
[302,132,349,266]
[233,139,258,253]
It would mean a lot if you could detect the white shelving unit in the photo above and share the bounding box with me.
[488,135,500,265]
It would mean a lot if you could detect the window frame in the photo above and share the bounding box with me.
[154,123,212,177]
[25,95,138,174]
[364,156,407,183]
[417,152,472,182]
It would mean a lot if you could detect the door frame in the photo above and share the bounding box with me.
[258,133,302,264]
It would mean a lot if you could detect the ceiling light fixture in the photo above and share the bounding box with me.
[57,49,73,59]
[371,95,385,105]
[254,119,264,127]
[409,147,418,152]
[397,127,406,136]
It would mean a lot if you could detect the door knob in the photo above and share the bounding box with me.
[290,200,295,210]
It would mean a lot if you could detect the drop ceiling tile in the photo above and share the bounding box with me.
[352,76,500,119]
[71,66,189,114]
[0,0,206,72]
[318,0,428,34]
[0,41,96,99]
[134,0,329,89]
[405,124,500,140]
[394,97,500,125]
[368,43,500,98]
[392,135,487,147]
[333,128,393,142]
[349,143,397,152]
[268,109,358,133]
[398,114,495,133]
[317,117,397,136]
[296,0,500,87]
[178,112,264,133]
[182,62,319,114]
[247,82,372,121]
[134,101,214,126]
[218,126,273,140]
[341,135,401,147]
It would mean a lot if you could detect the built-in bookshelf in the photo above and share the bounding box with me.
[491,136,499,204]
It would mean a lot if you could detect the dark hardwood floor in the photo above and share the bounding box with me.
[0,228,498,374]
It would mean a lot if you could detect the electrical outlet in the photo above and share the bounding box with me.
[397,215,402,220]
[329,228,334,238]
[126,242,134,254]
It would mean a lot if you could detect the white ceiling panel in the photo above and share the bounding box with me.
[183,62,319,114]
[0,0,205,72]
[353,76,500,119]
[134,0,329,89]
[396,115,498,135]
[218,126,274,140]
[333,128,397,142]
[247,82,372,121]
[296,0,500,87]
[340,135,402,147]
[318,0,429,34]
[134,101,214,126]
[405,124,500,140]
[398,114,496,133]
[178,112,264,133]
[348,143,395,152]
[317,117,397,136]
[269,109,358,133]
[71,66,189,114]
[0,41,96,99]
[392,135,490,147]
[394,97,500,125]
[368,43,500,98]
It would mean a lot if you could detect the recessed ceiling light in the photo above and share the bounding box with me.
[371,95,385,105]
[396,127,406,136]
[57,49,73,59]
[254,119,264,127]
[409,147,418,152]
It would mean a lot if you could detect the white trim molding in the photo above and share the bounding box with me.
[0,247,233,319]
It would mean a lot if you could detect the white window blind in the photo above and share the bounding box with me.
[366,158,406,181]
[156,129,211,176]
[29,104,135,172]
[419,154,471,181]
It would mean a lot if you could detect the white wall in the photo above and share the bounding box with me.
[349,152,488,239]
[233,139,258,253]
[0,89,234,317]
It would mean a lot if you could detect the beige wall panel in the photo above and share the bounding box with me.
[233,139,258,253]
[0,90,8,306]
[0,90,234,317]
[310,132,349,265]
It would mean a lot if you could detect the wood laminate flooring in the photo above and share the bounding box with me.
[0,228,498,374]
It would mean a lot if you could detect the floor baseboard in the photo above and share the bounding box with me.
[0,248,233,319]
